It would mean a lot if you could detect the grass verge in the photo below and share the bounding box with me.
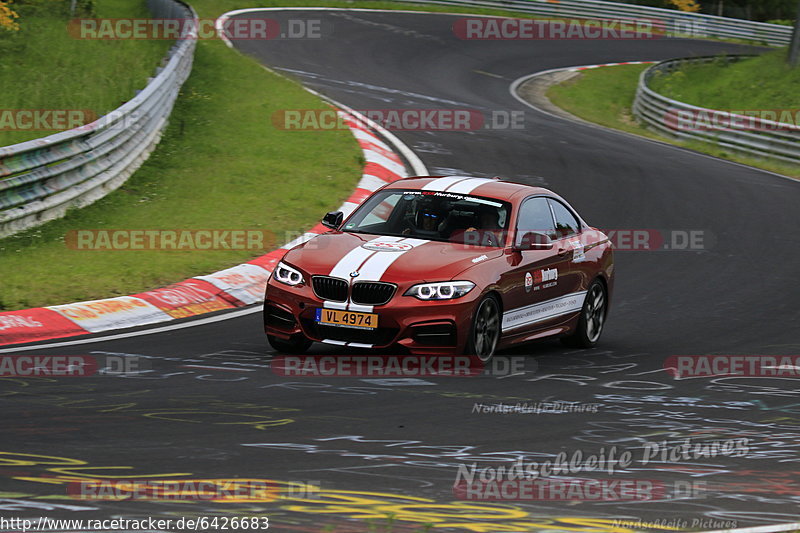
[546,62,800,179]
[649,50,800,109]
[0,2,364,311]
[0,0,171,146]
[2,0,786,311]
[0,0,614,312]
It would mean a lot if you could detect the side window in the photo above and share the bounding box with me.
[548,199,580,239]
[516,197,556,244]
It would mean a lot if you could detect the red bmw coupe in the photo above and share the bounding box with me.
[264,176,614,359]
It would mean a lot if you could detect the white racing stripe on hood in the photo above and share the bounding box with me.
[329,236,403,280]
[422,176,471,191]
[355,238,429,281]
[446,177,494,194]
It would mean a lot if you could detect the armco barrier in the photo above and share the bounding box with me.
[393,0,792,46]
[1,1,792,239]
[632,56,800,165]
[0,111,410,346]
[0,0,197,238]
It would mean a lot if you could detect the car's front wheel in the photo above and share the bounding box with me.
[465,294,501,361]
[268,334,312,354]
[561,279,607,348]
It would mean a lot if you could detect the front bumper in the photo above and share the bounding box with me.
[264,279,480,354]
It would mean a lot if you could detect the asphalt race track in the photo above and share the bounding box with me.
[2,10,800,533]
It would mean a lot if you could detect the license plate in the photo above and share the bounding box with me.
[315,308,378,330]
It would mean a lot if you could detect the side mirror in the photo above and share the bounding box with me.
[514,231,554,251]
[322,211,344,230]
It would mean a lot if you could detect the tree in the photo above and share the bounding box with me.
[0,0,19,32]
[669,0,702,12]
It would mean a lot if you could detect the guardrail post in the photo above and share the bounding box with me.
[788,0,800,66]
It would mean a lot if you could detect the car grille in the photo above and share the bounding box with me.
[352,281,396,306]
[312,276,348,302]
[312,277,397,306]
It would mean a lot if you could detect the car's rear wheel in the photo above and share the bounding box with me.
[465,295,501,361]
[268,334,312,354]
[561,279,607,348]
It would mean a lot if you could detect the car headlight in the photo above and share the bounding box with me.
[273,261,304,286]
[405,281,475,300]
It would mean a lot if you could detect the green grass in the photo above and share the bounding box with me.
[2,0,788,311]
[547,65,649,135]
[0,10,363,311]
[546,63,800,179]
[3,0,562,312]
[0,0,591,312]
[0,0,171,145]
[649,49,800,109]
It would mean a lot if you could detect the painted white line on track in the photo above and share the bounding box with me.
[181,364,256,372]
[0,306,261,354]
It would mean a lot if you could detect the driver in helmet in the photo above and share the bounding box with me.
[403,201,444,238]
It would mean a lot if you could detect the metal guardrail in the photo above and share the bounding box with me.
[0,0,794,237]
[0,0,197,238]
[632,56,800,165]
[394,0,793,46]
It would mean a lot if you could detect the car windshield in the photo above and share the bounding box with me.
[342,188,511,247]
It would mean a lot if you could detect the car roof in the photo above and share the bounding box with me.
[383,175,553,202]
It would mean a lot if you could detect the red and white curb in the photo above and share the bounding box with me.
[0,111,416,346]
